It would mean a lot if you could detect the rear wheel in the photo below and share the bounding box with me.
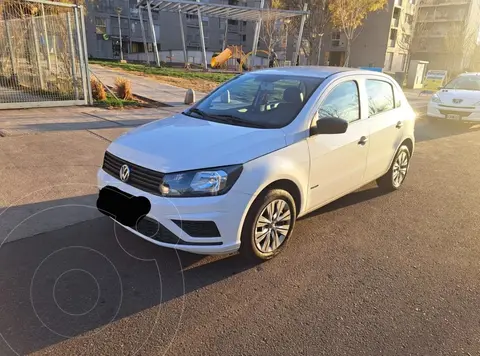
[240,189,296,261]
[377,145,411,192]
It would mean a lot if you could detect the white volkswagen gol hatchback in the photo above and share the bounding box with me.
[97,67,415,261]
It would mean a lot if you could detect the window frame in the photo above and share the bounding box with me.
[316,79,362,125]
[365,79,397,118]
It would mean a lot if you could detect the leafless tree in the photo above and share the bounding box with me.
[260,2,283,62]
[281,0,331,64]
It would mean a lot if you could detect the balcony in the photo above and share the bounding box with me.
[391,17,400,28]
[420,0,469,7]
[389,39,396,47]
[394,0,403,6]
[418,13,466,22]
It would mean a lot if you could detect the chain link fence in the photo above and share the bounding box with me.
[0,0,91,109]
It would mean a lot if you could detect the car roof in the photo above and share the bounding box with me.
[249,66,391,79]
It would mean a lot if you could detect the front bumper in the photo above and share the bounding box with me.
[97,169,254,255]
[427,102,480,122]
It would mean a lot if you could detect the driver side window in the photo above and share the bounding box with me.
[318,81,360,123]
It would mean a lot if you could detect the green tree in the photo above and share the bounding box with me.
[329,0,387,66]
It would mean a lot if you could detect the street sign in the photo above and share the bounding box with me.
[423,70,448,91]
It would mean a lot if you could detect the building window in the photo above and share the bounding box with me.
[186,14,198,20]
[405,14,414,25]
[400,53,407,71]
[95,17,107,35]
[131,42,145,53]
[228,19,238,25]
[242,34,246,41]
[331,31,341,47]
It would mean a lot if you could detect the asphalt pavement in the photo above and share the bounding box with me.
[1,118,480,356]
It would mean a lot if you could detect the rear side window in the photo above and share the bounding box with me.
[366,80,395,116]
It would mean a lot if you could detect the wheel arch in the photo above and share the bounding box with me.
[258,179,302,216]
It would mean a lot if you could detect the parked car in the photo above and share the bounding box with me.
[428,72,480,122]
[97,67,415,261]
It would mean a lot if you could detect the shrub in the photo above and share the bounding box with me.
[90,76,106,101]
[114,77,133,100]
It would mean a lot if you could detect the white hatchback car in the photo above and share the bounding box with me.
[97,67,415,261]
[428,72,480,122]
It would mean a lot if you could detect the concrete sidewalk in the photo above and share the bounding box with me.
[90,64,207,108]
[0,106,177,245]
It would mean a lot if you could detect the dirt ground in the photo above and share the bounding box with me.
[95,66,220,93]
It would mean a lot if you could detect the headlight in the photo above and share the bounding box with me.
[159,165,243,197]
[431,94,441,104]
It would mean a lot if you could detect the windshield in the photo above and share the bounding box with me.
[444,75,480,91]
[184,73,324,129]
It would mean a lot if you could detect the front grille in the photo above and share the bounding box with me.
[103,151,164,195]
[439,109,473,118]
[136,217,222,246]
[439,104,475,110]
[171,220,221,237]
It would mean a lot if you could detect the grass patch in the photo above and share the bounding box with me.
[94,93,138,108]
[90,60,234,84]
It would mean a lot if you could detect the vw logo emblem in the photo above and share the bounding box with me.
[453,99,463,104]
[119,164,130,182]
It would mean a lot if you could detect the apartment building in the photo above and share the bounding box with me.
[410,0,480,72]
[320,0,416,73]
[84,0,257,62]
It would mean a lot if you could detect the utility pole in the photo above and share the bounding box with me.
[115,7,124,61]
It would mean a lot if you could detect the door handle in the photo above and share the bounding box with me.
[358,136,368,145]
[396,121,403,129]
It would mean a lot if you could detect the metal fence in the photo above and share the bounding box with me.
[0,0,91,109]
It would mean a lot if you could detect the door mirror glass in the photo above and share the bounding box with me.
[314,117,348,135]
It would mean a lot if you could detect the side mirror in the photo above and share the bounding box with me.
[312,117,348,135]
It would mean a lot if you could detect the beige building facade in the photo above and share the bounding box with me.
[410,0,480,73]
[320,0,417,73]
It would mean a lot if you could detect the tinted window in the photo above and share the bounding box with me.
[366,80,395,116]
[318,81,360,123]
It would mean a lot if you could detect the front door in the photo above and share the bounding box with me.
[306,80,370,211]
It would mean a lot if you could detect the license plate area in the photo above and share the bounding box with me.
[97,186,151,227]
[446,114,461,120]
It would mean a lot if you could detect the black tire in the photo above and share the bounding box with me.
[240,189,296,261]
[376,145,411,192]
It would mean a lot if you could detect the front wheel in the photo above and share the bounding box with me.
[240,189,296,261]
[377,145,411,191]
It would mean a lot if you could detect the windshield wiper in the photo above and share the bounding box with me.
[184,108,209,118]
[208,114,269,128]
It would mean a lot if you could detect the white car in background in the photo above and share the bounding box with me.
[428,73,480,122]
[97,67,416,261]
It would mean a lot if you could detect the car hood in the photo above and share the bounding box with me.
[106,113,287,173]
[436,89,480,106]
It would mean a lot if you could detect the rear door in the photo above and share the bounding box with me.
[363,78,405,182]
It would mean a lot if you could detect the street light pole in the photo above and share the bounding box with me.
[284,19,290,63]
[115,7,124,61]
[316,34,323,66]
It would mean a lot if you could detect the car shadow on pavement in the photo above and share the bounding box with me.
[415,119,480,143]
[301,185,388,220]
[0,210,259,355]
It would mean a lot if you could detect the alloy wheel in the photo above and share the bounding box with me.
[392,151,409,188]
[254,199,292,253]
